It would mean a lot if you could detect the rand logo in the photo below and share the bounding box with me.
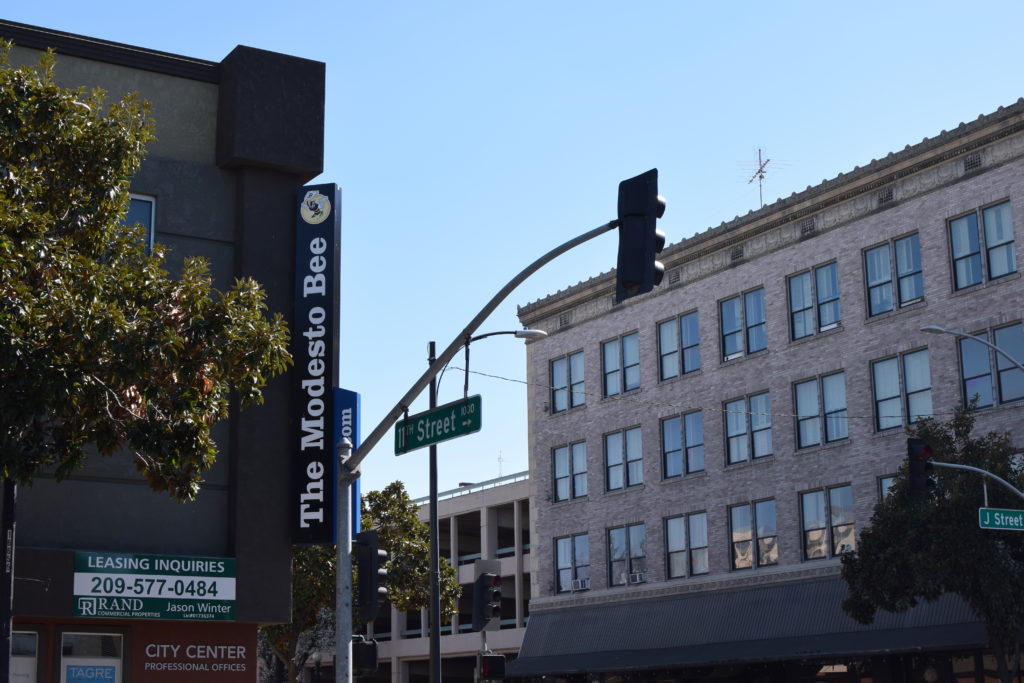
[77,597,98,616]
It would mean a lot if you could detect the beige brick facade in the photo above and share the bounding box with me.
[517,100,1024,621]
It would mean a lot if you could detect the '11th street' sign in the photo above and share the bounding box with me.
[395,395,482,455]
[979,507,1024,530]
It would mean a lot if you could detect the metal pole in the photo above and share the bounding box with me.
[921,325,1024,373]
[428,342,442,683]
[336,438,355,682]
[932,461,1024,502]
[351,220,618,468]
[0,479,15,683]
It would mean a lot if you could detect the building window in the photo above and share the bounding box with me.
[553,441,587,501]
[864,233,923,316]
[658,311,700,380]
[605,427,642,490]
[729,500,778,570]
[872,349,931,431]
[603,332,640,396]
[788,262,840,340]
[794,372,848,448]
[665,512,708,578]
[608,523,645,586]
[551,351,585,413]
[878,476,895,500]
[720,288,766,360]
[959,323,1024,407]
[949,201,1016,290]
[802,485,856,560]
[724,392,772,464]
[123,193,156,251]
[61,633,124,683]
[555,533,589,592]
[661,411,704,477]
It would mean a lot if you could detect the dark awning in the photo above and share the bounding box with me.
[507,575,986,677]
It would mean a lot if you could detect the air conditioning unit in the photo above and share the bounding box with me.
[628,572,645,584]
[570,578,590,591]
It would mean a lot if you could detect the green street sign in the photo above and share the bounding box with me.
[979,507,1024,530]
[395,395,482,455]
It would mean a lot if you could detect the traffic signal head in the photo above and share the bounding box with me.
[352,636,379,675]
[616,168,667,302]
[907,437,934,502]
[479,652,506,680]
[355,529,389,622]
[472,572,502,631]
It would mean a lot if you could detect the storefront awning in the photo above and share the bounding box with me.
[507,575,986,677]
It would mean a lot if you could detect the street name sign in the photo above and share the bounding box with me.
[979,507,1024,530]
[395,395,482,455]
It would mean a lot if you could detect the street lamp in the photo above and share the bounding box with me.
[426,328,544,683]
[920,324,1024,373]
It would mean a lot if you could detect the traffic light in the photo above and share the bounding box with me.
[479,652,506,680]
[472,572,502,631]
[907,437,934,502]
[352,635,379,675]
[355,529,388,622]
[615,168,667,302]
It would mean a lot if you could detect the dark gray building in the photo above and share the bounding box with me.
[1,19,324,682]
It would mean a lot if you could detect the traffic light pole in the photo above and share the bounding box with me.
[351,220,619,469]
[336,438,356,683]
[931,461,1024,502]
[428,342,442,683]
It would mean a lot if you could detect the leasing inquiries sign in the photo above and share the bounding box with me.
[293,184,341,545]
[72,552,235,621]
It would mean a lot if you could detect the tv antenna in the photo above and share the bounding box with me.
[747,148,771,208]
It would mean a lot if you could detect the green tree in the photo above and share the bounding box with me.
[0,45,291,499]
[261,546,334,683]
[259,481,460,681]
[361,481,460,619]
[841,406,1024,682]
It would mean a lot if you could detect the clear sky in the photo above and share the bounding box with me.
[5,2,1024,498]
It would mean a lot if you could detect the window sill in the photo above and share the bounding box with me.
[950,269,1021,298]
[864,297,927,324]
[788,323,844,347]
[657,368,703,386]
[550,495,589,507]
[662,470,709,484]
[600,387,643,402]
[795,438,851,456]
[719,348,769,367]
[725,454,774,470]
[603,483,645,497]
[548,403,587,418]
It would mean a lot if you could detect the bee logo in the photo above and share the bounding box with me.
[300,190,331,225]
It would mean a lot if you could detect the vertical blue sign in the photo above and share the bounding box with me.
[335,388,361,535]
[293,184,341,545]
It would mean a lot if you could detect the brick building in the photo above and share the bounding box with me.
[509,100,1024,681]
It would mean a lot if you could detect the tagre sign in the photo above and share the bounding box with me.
[73,552,236,621]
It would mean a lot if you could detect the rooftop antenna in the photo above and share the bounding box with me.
[497,450,504,477]
[747,148,771,208]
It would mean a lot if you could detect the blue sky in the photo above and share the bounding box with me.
[6,2,1024,498]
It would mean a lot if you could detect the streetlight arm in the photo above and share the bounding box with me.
[921,324,1024,374]
[349,220,619,469]
[933,461,1024,502]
